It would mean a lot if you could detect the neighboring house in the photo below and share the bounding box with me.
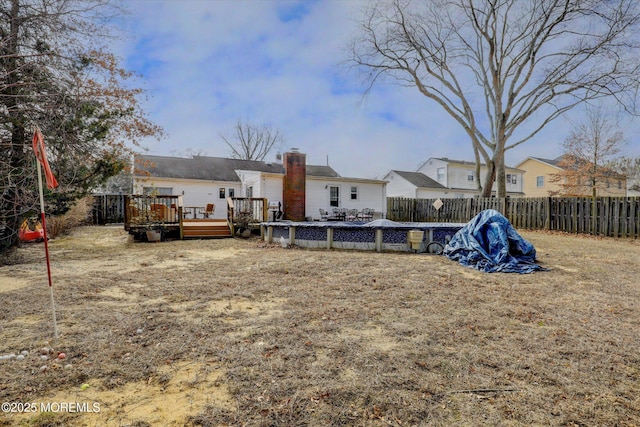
[516,156,627,197]
[385,157,524,198]
[133,152,387,220]
[384,170,448,198]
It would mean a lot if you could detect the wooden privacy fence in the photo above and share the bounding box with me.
[387,196,640,239]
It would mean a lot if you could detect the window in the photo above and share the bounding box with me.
[329,186,340,207]
[467,171,474,181]
[350,186,358,200]
[246,186,253,198]
[228,188,235,197]
[536,176,544,187]
[143,187,172,195]
[506,174,517,185]
[219,188,226,199]
[437,167,445,182]
[618,181,623,190]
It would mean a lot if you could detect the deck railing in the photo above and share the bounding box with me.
[227,197,268,235]
[124,195,182,230]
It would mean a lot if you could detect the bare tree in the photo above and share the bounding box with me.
[220,120,284,161]
[550,108,626,197]
[348,0,640,198]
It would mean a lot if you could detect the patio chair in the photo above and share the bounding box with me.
[319,208,329,220]
[346,209,359,221]
[332,208,347,221]
[359,208,374,221]
[203,203,215,218]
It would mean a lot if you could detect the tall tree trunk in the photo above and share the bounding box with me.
[495,150,506,199]
[481,160,495,197]
[1,0,27,249]
[473,144,483,193]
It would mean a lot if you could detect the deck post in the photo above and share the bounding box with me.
[326,227,333,250]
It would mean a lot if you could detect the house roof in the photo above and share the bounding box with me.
[134,154,341,181]
[429,157,525,172]
[515,156,564,170]
[391,170,446,189]
[519,155,626,179]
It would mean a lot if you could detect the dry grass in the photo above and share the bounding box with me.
[0,226,639,426]
[46,196,94,239]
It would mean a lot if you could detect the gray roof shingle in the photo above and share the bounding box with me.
[392,170,446,189]
[134,154,340,181]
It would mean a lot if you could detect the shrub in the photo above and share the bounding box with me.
[46,196,94,238]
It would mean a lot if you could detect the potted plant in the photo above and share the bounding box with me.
[235,211,253,238]
[128,194,166,242]
[145,226,162,242]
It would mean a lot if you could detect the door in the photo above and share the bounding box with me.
[329,186,340,207]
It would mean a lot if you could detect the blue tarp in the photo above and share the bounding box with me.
[443,209,546,274]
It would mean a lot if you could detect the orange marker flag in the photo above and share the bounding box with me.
[32,126,59,338]
[32,128,58,189]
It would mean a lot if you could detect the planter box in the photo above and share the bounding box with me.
[146,230,162,242]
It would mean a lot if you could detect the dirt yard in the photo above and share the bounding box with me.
[0,225,639,426]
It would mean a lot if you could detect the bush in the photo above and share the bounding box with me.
[46,196,94,238]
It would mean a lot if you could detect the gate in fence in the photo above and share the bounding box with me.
[92,194,126,225]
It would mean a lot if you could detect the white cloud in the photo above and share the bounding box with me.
[117,0,639,180]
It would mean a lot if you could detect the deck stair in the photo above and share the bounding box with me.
[181,219,232,238]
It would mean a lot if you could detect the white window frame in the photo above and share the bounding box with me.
[329,186,340,207]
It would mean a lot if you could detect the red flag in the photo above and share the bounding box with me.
[32,128,58,189]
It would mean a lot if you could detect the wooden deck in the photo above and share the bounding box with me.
[124,195,269,240]
[182,219,232,238]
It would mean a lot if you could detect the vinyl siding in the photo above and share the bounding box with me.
[306,178,386,220]
[384,171,420,198]
[517,159,561,197]
[418,158,449,187]
[418,158,523,196]
[517,158,627,197]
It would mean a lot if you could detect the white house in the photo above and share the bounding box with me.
[385,157,525,198]
[133,153,387,221]
[384,170,448,198]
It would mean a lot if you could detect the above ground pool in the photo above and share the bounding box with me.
[260,219,465,253]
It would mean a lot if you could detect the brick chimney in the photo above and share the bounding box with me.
[283,149,306,221]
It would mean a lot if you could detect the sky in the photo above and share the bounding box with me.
[115,0,640,180]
